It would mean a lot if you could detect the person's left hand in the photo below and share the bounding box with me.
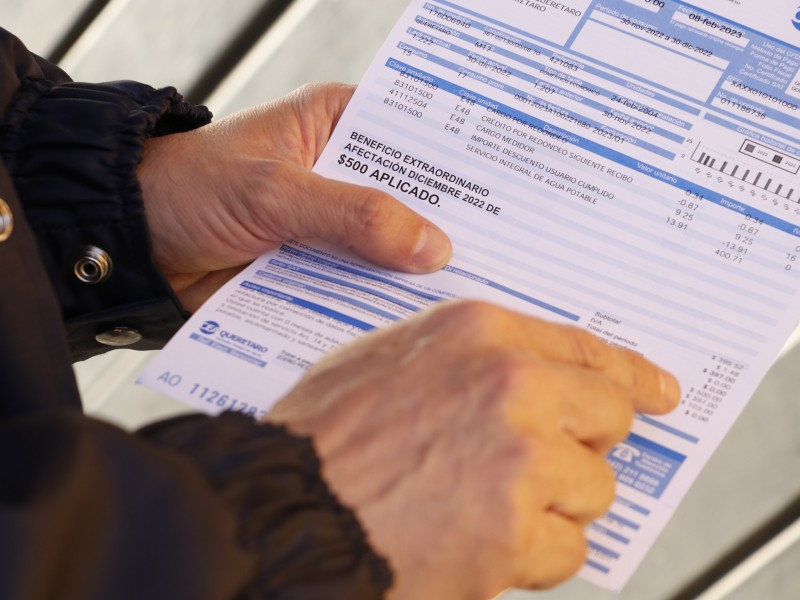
[137,83,452,312]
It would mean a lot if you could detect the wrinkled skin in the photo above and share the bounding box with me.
[139,82,451,312]
[270,300,679,599]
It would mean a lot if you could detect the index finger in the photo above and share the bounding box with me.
[424,301,680,414]
[507,317,680,415]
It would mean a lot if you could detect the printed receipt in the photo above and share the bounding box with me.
[140,0,800,591]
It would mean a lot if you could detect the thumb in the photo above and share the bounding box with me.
[271,164,452,273]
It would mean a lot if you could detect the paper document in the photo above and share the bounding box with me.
[140,0,800,590]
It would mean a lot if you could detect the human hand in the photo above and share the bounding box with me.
[267,301,680,600]
[137,83,452,312]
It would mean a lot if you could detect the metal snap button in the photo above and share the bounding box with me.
[74,246,112,284]
[0,198,13,242]
[95,326,143,347]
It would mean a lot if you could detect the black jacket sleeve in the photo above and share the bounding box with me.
[0,28,392,599]
[1,30,209,362]
[0,411,391,600]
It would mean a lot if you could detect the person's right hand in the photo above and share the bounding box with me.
[267,300,680,600]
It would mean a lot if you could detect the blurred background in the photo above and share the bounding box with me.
[3,0,799,598]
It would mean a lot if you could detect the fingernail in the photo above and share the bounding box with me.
[659,370,681,409]
[411,226,451,271]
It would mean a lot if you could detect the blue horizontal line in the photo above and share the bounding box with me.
[266,262,423,312]
[443,265,580,321]
[585,559,611,574]
[606,512,641,531]
[589,541,621,560]
[280,245,444,302]
[240,282,375,331]
[615,496,650,516]
[636,414,701,444]
[590,523,631,545]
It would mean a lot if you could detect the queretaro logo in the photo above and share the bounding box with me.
[200,320,220,335]
[793,7,800,32]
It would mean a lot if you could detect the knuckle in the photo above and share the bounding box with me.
[567,325,609,367]
[247,158,288,192]
[288,82,328,108]
[238,159,289,212]
[607,408,636,448]
[295,81,351,108]
[529,527,588,590]
[591,460,619,517]
[559,531,590,583]
[471,354,544,427]
[432,299,508,337]
[351,189,395,234]
[294,81,322,97]
[597,381,636,441]
[486,353,534,392]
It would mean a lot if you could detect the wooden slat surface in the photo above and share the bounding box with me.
[205,0,411,116]
[727,538,800,600]
[57,0,281,94]
[0,0,97,57]
[5,1,799,597]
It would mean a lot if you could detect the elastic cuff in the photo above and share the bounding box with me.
[2,78,212,359]
[140,412,394,599]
